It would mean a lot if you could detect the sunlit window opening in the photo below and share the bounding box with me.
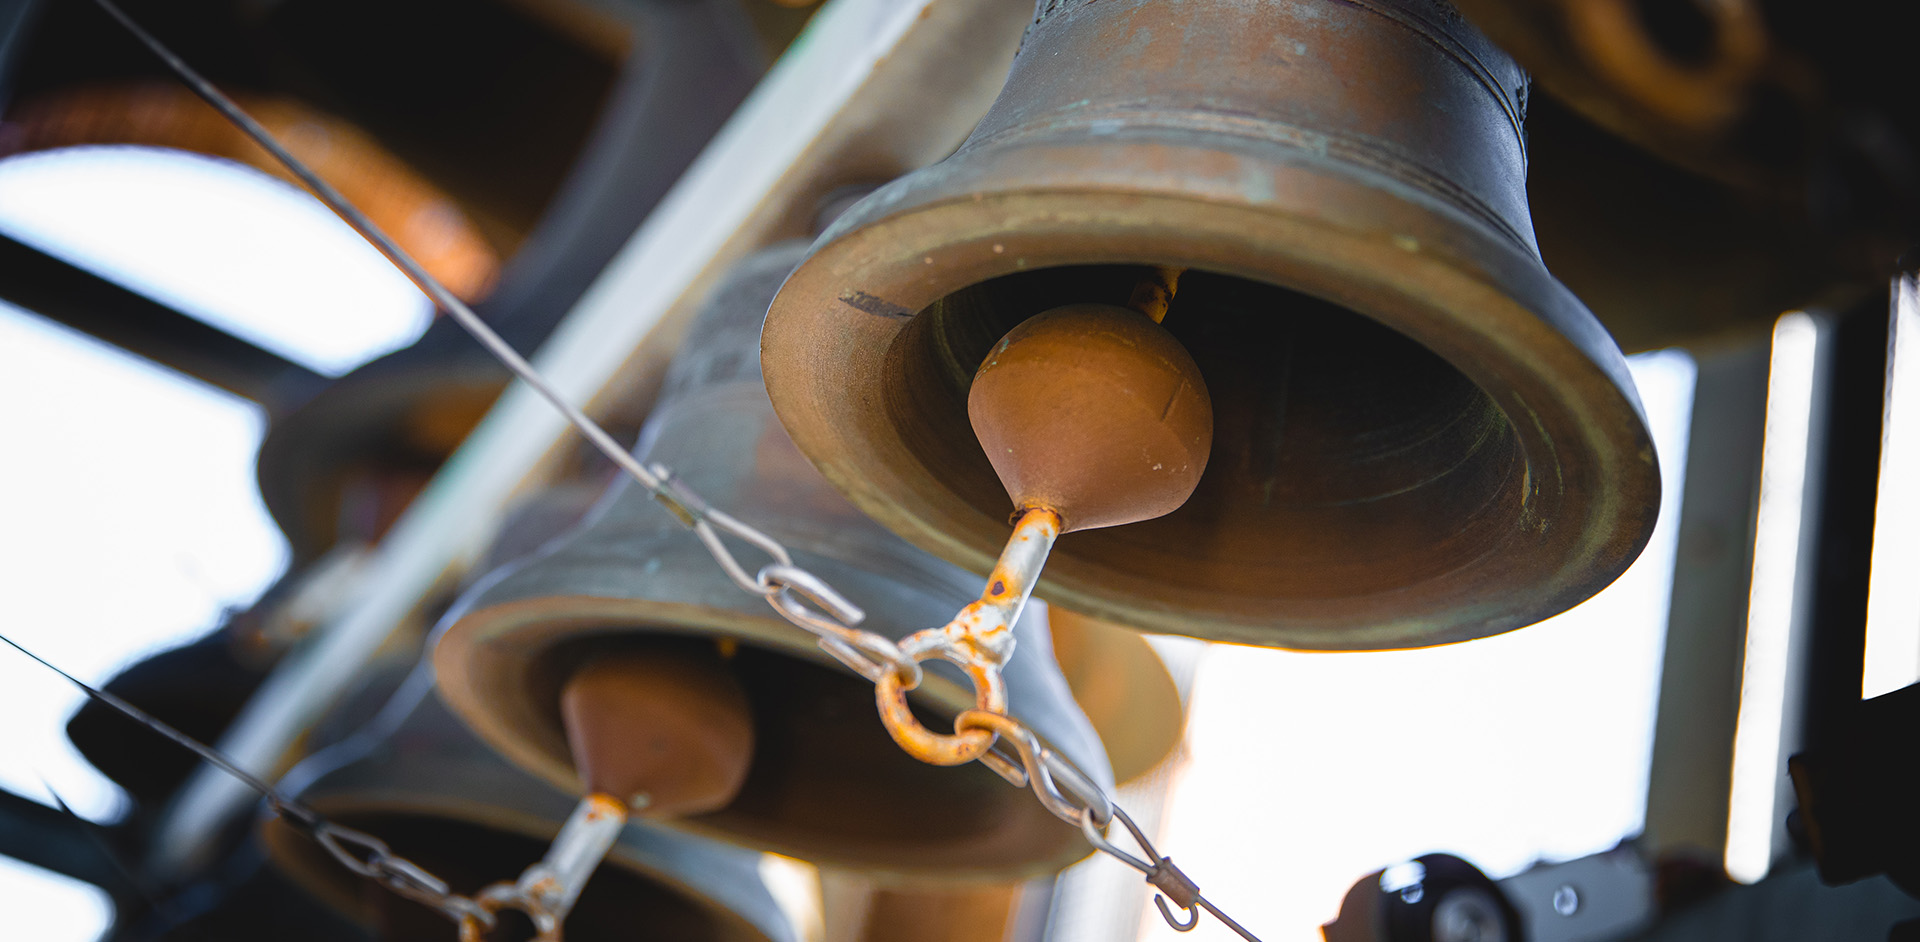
[1126,350,1697,942]
[0,136,457,936]
[0,304,288,824]
[1864,280,1920,699]
[0,145,432,376]
[1724,313,1823,885]
[0,857,113,942]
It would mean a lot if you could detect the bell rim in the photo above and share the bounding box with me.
[763,150,1662,650]
[433,590,1103,878]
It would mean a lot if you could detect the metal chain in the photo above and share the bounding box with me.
[307,818,498,928]
[95,2,1262,937]
[614,473,1265,939]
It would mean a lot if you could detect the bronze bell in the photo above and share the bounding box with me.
[1043,606,1183,786]
[260,666,798,942]
[762,0,1662,650]
[433,241,1114,880]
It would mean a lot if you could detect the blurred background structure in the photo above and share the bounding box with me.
[1,0,1919,940]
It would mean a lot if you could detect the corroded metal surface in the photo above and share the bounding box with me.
[763,0,1660,650]
[259,667,797,942]
[433,242,1113,879]
[873,508,1059,767]
[460,793,630,942]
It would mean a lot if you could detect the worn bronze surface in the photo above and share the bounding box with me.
[434,242,1113,880]
[560,644,754,815]
[968,304,1212,533]
[763,0,1659,650]
[259,668,796,942]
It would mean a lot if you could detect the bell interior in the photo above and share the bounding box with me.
[530,633,1055,866]
[886,264,1528,603]
[344,814,731,941]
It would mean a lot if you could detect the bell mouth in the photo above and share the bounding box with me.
[764,183,1661,649]
[262,813,748,941]
[434,601,1099,878]
[896,261,1524,587]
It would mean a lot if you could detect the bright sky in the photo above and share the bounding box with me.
[0,146,430,941]
[0,146,432,376]
[1865,285,1920,698]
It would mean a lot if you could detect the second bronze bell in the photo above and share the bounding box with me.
[762,0,1663,651]
[432,241,1115,880]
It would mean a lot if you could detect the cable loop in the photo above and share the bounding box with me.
[313,821,396,879]
[758,564,866,627]
[757,564,923,686]
[1075,807,1252,938]
[955,710,1111,825]
[641,462,801,596]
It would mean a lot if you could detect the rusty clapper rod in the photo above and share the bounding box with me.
[458,642,756,938]
[871,271,1212,768]
[461,795,626,942]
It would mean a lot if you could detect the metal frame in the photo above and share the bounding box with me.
[1642,334,1772,859]
[0,233,329,402]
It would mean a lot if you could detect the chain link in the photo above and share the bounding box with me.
[87,7,1264,937]
[308,819,498,928]
[648,481,1258,939]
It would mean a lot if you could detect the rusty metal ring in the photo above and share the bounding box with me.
[460,884,561,942]
[874,650,1007,766]
[1563,0,1768,130]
